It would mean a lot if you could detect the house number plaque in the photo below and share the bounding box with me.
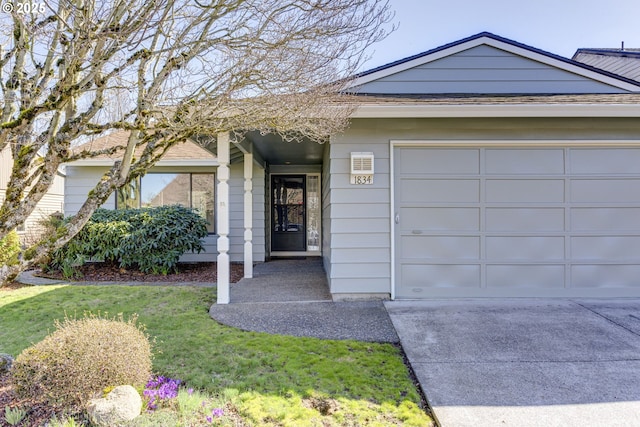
[350,174,374,185]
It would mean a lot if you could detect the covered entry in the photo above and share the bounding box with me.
[393,144,640,298]
[270,173,321,255]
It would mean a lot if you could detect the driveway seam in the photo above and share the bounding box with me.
[572,300,640,339]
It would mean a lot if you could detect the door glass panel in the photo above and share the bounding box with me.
[307,175,320,251]
[272,175,306,251]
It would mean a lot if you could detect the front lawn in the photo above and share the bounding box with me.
[0,285,433,426]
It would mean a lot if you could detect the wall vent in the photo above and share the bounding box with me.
[350,152,374,185]
[350,152,374,174]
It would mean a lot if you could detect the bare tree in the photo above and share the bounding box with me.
[0,0,393,284]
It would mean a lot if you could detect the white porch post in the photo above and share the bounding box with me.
[216,132,230,304]
[243,152,254,278]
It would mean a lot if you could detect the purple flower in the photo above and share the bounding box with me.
[212,408,224,417]
[206,416,213,423]
[143,375,182,410]
[188,388,194,395]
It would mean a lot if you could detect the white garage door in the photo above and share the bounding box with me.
[394,146,640,298]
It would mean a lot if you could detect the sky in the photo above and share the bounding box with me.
[360,0,640,71]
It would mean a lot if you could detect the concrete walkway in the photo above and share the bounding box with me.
[15,270,67,286]
[385,299,640,427]
[209,258,399,342]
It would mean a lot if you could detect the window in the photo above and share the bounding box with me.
[117,173,215,233]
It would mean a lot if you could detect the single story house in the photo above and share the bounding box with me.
[1,146,65,244]
[64,32,640,302]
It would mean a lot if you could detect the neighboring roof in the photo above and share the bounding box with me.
[572,48,640,82]
[346,32,640,94]
[68,131,218,167]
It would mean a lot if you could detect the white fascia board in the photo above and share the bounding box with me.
[351,103,640,118]
[391,139,640,147]
[348,36,640,92]
[65,159,219,167]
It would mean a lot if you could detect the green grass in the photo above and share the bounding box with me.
[0,285,433,426]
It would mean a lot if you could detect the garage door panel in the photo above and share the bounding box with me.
[401,235,480,260]
[401,264,480,289]
[486,236,565,260]
[571,180,640,203]
[572,237,640,260]
[485,179,565,203]
[401,179,479,203]
[485,149,565,174]
[394,146,640,298]
[486,208,565,232]
[572,265,640,288]
[399,148,479,174]
[401,207,480,231]
[486,265,565,288]
[572,208,640,231]
[571,149,640,174]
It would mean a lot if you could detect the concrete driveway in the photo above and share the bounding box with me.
[385,299,640,427]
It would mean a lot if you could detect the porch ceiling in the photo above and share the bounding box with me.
[244,131,325,165]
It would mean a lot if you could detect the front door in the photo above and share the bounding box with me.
[271,175,306,252]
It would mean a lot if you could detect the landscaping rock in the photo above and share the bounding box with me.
[86,385,142,427]
[0,353,13,374]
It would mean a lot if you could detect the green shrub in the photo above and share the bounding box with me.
[0,229,20,266]
[10,313,153,411]
[48,205,208,275]
[4,405,27,426]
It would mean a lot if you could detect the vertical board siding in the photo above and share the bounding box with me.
[355,45,626,94]
[63,162,265,263]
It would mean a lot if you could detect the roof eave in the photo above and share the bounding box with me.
[351,103,640,118]
[65,159,219,167]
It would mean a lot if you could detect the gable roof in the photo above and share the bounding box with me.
[572,48,640,82]
[68,131,218,167]
[346,32,640,94]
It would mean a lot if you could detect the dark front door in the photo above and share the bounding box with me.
[272,175,306,252]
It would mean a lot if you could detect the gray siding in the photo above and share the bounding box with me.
[355,45,627,94]
[325,117,640,297]
[326,131,391,296]
[64,162,265,263]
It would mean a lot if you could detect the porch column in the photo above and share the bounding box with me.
[216,132,230,304]
[243,152,253,278]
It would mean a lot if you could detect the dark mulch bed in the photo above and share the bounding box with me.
[37,262,245,283]
[0,371,62,427]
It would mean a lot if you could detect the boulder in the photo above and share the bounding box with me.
[0,353,13,374]
[86,385,142,427]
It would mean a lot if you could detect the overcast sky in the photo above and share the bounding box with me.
[361,0,640,71]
